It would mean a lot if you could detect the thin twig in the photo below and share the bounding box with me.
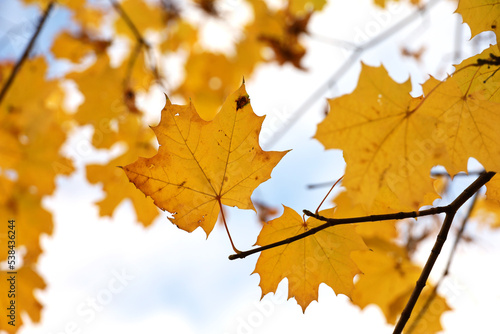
[307,180,337,189]
[229,171,494,267]
[308,170,487,188]
[230,206,448,260]
[405,191,479,334]
[109,0,147,45]
[393,172,494,334]
[109,0,165,89]
[0,1,55,107]
[264,0,441,148]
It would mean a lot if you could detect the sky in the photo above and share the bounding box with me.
[2,0,500,333]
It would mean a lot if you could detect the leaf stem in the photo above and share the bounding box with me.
[0,1,55,108]
[315,175,343,214]
[218,199,240,254]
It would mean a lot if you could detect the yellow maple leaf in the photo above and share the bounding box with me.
[456,0,500,47]
[69,54,153,148]
[52,31,110,63]
[114,0,166,38]
[351,239,422,320]
[420,48,500,175]
[471,195,500,228]
[1,58,74,195]
[253,206,367,312]
[159,20,198,53]
[332,188,400,241]
[0,189,53,264]
[87,117,159,226]
[288,0,326,14]
[315,64,443,210]
[73,5,105,31]
[389,286,451,334]
[485,174,500,204]
[174,52,245,121]
[122,84,287,235]
[0,266,45,332]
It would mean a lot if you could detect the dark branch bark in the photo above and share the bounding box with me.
[405,192,479,334]
[229,171,494,283]
[229,206,447,260]
[0,1,55,107]
[393,171,494,334]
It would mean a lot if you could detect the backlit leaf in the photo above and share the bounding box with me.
[122,84,287,235]
[253,206,367,312]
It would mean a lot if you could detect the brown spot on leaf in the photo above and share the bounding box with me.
[236,95,250,110]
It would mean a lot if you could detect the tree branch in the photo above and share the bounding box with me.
[0,1,55,107]
[393,171,494,334]
[109,0,147,46]
[229,205,448,260]
[109,0,165,89]
[229,172,495,264]
[405,191,479,334]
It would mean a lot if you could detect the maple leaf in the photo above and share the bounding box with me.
[388,286,451,334]
[471,195,500,228]
[315,64,443,210]
[159,20,198,53]
[419,46,500,175]
[0,266,45,333]
[86,117,160,226]
[332,188,400,241]
[456,0,500,47]
[253,206,367,312]
[174,52,245,120]
[0,189,53,264]
[69,53,153,148]
[1,58,74,195]
[113,0,167,38]
[351,239,422,320]
[52,31,110,62]
[122,84,287,235]
[485,174,500,204]
[288,0,326,14]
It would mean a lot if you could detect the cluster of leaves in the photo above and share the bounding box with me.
[0,0,323,331]
[123,1,500,333]
[1,0,500,333]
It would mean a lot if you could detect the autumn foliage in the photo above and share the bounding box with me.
[1,0,500,333]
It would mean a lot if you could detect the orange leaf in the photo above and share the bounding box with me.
[122,84,287,235]
[253,206,367,312]
[315,64,443,210]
